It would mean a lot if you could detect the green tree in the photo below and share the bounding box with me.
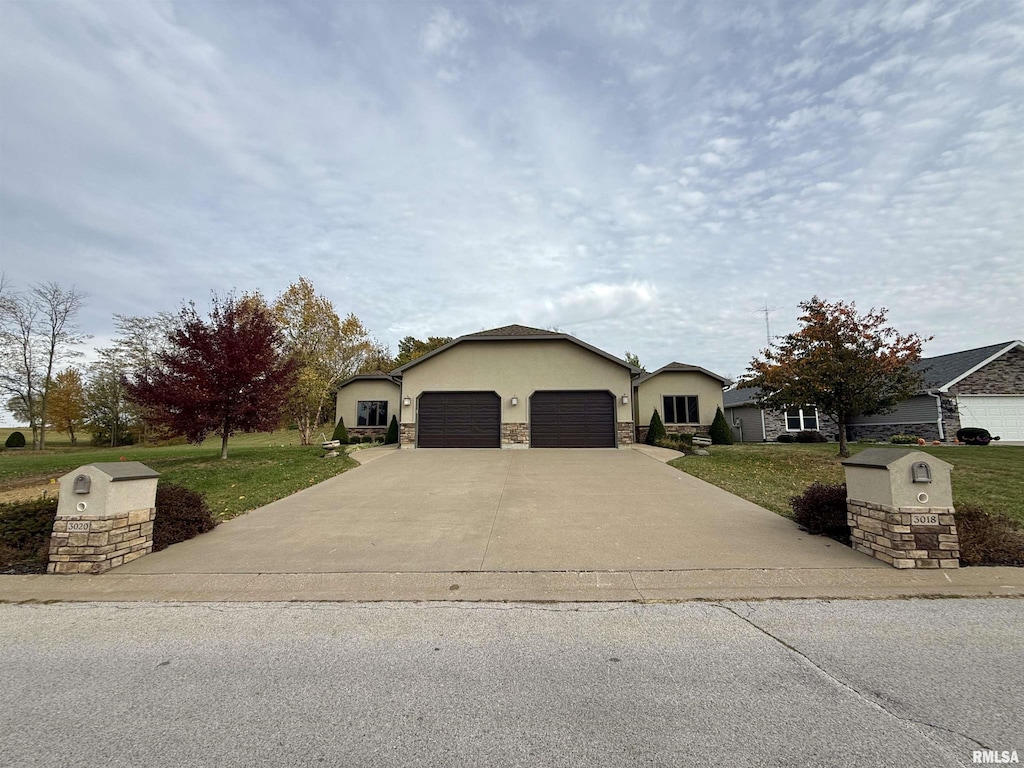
[645,409,666,445]
[331,416,349,443]
[708,406,733,445]
[46,367,86,445]
[385,414,399,445]
[85,349,133,447]
[393,336,453,368]
[274,278,376,445]
[624,351,646,372]
[743,297,929,458]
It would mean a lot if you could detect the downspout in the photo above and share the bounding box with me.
[928,391,945,441]
[760,408,767,442]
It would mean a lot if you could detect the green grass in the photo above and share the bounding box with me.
[0,428,356,521]
[670,443,1024,524]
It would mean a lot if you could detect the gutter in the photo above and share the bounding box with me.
[927,390,945,441]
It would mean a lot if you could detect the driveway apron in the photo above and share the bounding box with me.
[120,449,879,574]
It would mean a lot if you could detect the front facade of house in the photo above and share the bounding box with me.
[724,340,1024,443]
[393,327,637,448]
[334,374,401,441]
[633,364,731,443]
[724,390,840,442]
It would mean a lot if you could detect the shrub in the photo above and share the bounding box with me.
[5,431,26,449]
[331,417,349,443]
[0,497,57,573]
[889,434,921,444]
[795,430,827,443]
[153,483,216,552]
[645,409,667,445]
[674,433,694,446]
[709,407,733,445]
[385,415,399,445]
[776,434,795,443]
[362,435,375,444]
[956,427,994,445]
[790,482,850,545]
[955,504,1024,566]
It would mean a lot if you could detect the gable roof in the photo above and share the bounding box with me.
[634,362,732,387]
[723,385,761,408]
[390,324,639,375]
[337,372,399,389]
[915,340,1022,391]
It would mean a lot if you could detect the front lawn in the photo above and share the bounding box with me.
[670,443,1024,524]
[0,429,357,521]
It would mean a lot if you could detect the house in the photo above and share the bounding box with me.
[633,363,732,443]
[723,340,1024,442]
[334,373,401,441]
[334,324,732,448]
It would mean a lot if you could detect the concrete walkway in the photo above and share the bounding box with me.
[3,448,1022,602]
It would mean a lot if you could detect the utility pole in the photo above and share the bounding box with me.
[754,302,779,346]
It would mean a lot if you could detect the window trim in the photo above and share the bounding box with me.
[662,395,700,425]
[356,400,389,427]
[785,406,819,432]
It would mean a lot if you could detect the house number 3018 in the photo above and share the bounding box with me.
[911,514,939,526]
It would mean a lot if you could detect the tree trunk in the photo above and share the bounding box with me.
[69,424,77,446]
[837,417,850,458]
[220,431,229,460]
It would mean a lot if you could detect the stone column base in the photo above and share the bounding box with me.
[847,499,959,569]
[616,422,635,446]
[48,507,155,574]
[501,422,529,448]
[399,423,416,448]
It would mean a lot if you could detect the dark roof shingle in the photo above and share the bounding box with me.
[464,324,561,338]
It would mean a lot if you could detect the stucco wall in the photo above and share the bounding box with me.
[335,379,401,428]
[399,339,634,426]
[634,371,725,430]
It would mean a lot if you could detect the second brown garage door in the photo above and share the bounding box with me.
[530,391,616,448]
[418,391,501,448]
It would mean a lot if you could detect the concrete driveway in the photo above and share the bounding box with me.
[121,448,879,574]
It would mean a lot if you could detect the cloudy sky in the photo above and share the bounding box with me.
[2,0,1022,382]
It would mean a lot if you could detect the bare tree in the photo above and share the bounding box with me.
[0,281,89,449]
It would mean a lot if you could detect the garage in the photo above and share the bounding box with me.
[958,395,1024,441]
[530,391,616,448]
[417,391,501,448]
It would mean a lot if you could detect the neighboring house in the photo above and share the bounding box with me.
[334,373,401,441]
[633,363,732,443]
[391,325,638,448]
[723,388,840,443]
[723,340,1024,443]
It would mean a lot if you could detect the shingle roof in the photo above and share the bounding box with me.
[914,341,1019,390]
[337,372,398,388]
[464,324,561,338]
[635,362,732,386]
[723,385,761,407]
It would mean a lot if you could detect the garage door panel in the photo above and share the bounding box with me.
[530,391,615,448]
[418,392,500,448]
[958,396,1024,441]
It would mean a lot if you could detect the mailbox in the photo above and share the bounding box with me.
[73,474,92,494]
[842,449,952,508]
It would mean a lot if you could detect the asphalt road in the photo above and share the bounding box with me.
[2,599,1021,767]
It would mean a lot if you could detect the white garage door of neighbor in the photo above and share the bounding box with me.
[958,396,1024,441]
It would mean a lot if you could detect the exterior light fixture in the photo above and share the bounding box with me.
[403,396,412,407]
[511,395,519,406]
[621,394,629,404]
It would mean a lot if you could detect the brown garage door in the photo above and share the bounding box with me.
[530,391,616,448]
[417,392,501,448]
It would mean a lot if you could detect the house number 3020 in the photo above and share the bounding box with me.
[911,514,939,526]
[66,521,92,533]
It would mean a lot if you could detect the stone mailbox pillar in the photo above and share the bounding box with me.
[48,462,160,574]
[842,449,959,569]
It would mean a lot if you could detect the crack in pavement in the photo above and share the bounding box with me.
[713,602,992,760]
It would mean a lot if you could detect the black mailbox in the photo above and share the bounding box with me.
[72,474,91,494]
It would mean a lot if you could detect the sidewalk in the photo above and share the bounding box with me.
[2,566,1022,603]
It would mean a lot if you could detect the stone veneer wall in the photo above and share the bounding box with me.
[763,409,840,441]
[616,422,635,446]
[347,426,387,441]
[846,423,942,442]
[501,423,529,447]
[950,346,1024,395]
[48,507,155,574]
[399,423,416,447]
[847,499,959,569]
[635,423,708,444]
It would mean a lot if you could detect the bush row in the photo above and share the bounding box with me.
[789,482,1024,566]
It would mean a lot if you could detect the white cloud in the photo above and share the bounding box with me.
[421,7,469,55]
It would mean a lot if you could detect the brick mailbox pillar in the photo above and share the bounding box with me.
[842,449,959,569]
[48,462,160,575]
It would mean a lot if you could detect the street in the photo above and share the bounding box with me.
[2,599,1021,767]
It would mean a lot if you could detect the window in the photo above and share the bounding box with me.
[357,400,388,427]
[663,395,699,424]
[786,406,818,431]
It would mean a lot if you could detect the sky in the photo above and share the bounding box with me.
[1,0,1023,388]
